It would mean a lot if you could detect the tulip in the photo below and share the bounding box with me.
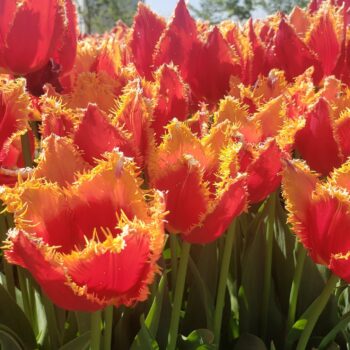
[282,159,350,282]
[0,0,77,76]
[148,121,247,244]
[1,152,166,311]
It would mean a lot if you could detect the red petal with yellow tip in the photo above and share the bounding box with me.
[245,141,283,204]
[300,191,350,265]
[294,98,342,176]
[115,89,154,167]
[182,177,247,244]
[63,233,153,306]
[2,182,87,253]
[42,112,75,138]
[307,11,341,75]
[74,104,136,164]
[154,0,198,72]
[152,65,189,143]
[131,3,166,80]
[5,230,101,311]
[34,135,91,186]
[270,20,322,83]
[153,158,209,234]
[282,159,318,223]
[330,252,350,283]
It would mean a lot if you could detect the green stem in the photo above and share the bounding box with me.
[20,132,33,168]
[42,294,60,349]
[188,256,214,329]
[18,268,32,323]
[261,193,277,339]
[103,306,113,350]
[170,234,178,291]
[287,243,307,331]
[90,310,102,350]
[167,240,191,350]
[0,214,16,300]
[296,274,339,350]
[213,220,237,346]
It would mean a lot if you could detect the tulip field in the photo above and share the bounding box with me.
[2,0,350,349]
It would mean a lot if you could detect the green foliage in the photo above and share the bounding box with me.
[191,0,309,22]
[76,0,138,33]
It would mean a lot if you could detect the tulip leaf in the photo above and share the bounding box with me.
[0,325,24,350]
[59,331,90,350]
[145,275,166,337]
[130,315,159,350]
[178,329,216,350]
[0,284,37,349]
[233,334,267,350]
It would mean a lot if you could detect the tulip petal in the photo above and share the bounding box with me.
[131,3,166,80]
[271,20,322,83]
[307,9,342,75]
[153,157,210,234]
[34,135,90,186]
[301,187,350,265]
[74,104,135,164]
[63,232,153,306]
[152,65,189,143]
[4,230,101,311]
[183,177,247,243]
[294,98,342,175]
[246,140,283,203]
[186,27,240,105]
[2,0,64,74]
[154,0,198,72]
[282,159,319,224]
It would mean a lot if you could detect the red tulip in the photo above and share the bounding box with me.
[282,159,350,282]
[0,0,77,75]
[148,121,247,244]
[2,152,166,311]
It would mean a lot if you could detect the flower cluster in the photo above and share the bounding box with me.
[1,0,350,312]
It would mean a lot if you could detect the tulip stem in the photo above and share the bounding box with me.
[167,239,191,350]
[261,192,277,340]
[287,242,307,331]
[170,234,178,290]
[296,274,339,350]
[90,310,102,350]
[103,306,113,350]
[213,220,237,347]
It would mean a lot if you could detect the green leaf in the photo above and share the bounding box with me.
[179,329,216,350]
[145,275,166,337]
[0,325,24,350]
[59,331,90,350]
[130,315,159,350]
[293,319,307,331]
[0,284,37,349]
[234,334,267,350]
